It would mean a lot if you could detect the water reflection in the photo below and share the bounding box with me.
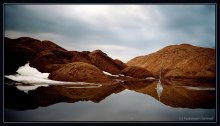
[4,78,216,121]
[155,79,163,101]
[131,80,215,109]
[5,90,215,121]
[5,79,215,111]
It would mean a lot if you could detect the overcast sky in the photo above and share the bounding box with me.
[4,4,215,62]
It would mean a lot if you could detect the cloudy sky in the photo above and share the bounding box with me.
[4,4,215,62]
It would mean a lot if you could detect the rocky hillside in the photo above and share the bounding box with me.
[48,62,113,83]
[5,37,135,83]
[30,50,73,72]
[89,50,126,75]
[4,37,66,74]
[6,37,213,83]
[120,66,153,79]
[127,44,215,80]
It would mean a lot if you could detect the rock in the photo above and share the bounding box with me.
[41,40,66,52]
[6,37,44,53]
[4,37,127,84]
[70,51,93,64]
[127,44,215,80]
[6,37,66,53]
[30,50,95,73]
[89,50,125,75]
[4,37,67,74]
[30,50,72,72]
[31,49,127,75]
[121,66,153,79]
[48,62,113,83]
[4,37,38,74]
[114,59,127,68]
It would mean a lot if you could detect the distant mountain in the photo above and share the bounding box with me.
[127,44,215,80]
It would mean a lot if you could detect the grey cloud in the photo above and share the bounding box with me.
[5,5,118,44]
[4,5,215,62]
[5,5,56,33]
[154,5,215,47]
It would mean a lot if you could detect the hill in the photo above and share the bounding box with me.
[4,37,130,83]
[127,44,215,80]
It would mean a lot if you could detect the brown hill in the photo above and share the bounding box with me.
[120,66,153,79]
[30,49,94,73]
[127,44,215,80]
[41,40,67,51]
[70,51,93,64]
[30,50,73,72]
[48,62,113,83]
[114,59,127,68]
[4,37,126,78]
[5,37,38,74]
[29,49,126,74]
[5,37,66,53]
[4,37,67,74]
[89,50,126,75]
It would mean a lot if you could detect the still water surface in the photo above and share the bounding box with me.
[4,79,216,122]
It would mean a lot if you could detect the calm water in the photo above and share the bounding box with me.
[4,79,216,122]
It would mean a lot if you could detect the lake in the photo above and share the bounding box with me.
[4,78,216,122]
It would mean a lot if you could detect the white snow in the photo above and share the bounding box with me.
[103,71,119,77]
[145,77,155,80]
[16,63,49,79]
[5,74,61,84]
[175,86,215,91]
[5,63,103,93]
[6,63,89,85]
[102,71,130,78]
[63,84,102,89]
[16,85,49,94]
[118,74,125,76]
[5,62,53,84]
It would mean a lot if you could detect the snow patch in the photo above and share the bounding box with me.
[5,63,102,89]
[16,85,49,94]
[16,63,49,79]
[103,71,119,77]
[175,86,215,91]
[145,77,155,80]
[118,74,125,76]
[102,71,129,78]
[5,63,88,85]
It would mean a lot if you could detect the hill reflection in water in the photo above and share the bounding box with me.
[4,79,215,121]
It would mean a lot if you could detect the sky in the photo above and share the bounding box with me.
[4,4,215,62]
